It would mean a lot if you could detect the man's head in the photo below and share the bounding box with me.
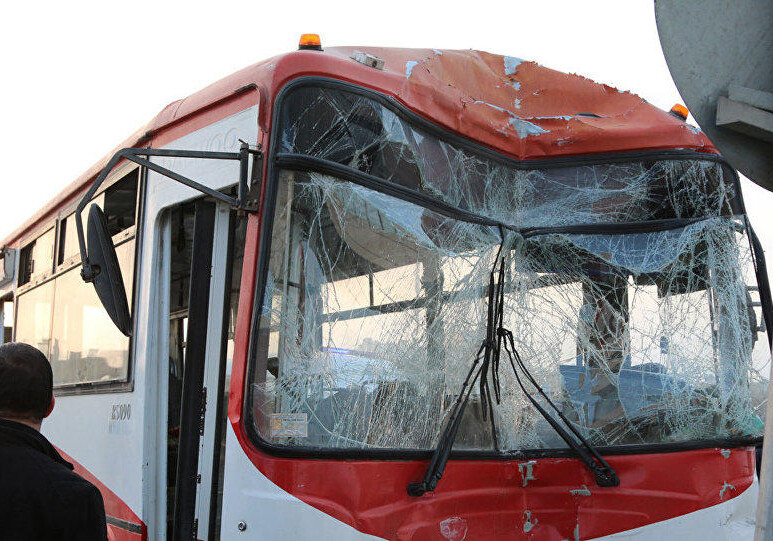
[0,343,54,428]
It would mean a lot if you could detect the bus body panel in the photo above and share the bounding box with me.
[219,424,384,540]
[35,105,259,539]
[138,104,259,539]
[43,392,143,527]
[595,478,757,540]
[220,423,758,540]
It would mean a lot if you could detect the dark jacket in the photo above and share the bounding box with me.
[0,418,108,540]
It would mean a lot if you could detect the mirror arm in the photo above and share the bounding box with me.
[76,144,260,283]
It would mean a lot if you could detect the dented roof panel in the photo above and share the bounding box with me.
[266,47,715,159]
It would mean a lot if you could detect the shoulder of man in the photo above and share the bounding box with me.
[46,465,109,541]
[0,442,108,540]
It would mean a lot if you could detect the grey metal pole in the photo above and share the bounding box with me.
[756,348,773,540]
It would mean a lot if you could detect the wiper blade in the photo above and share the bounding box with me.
[406,342,486,496]
[499,327,619,487]
[407,267,502,497]
[407,237,619,497]
[490,246,619,488]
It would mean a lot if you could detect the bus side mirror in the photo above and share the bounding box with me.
[75,144,258,338]
[86,204,132,336]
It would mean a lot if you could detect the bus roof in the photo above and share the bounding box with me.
[3,46,716,247]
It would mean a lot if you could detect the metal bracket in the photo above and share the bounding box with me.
[76,143,261,283]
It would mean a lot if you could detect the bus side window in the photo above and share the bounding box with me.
[58,169,138,267]
[18,228,55,286]
[49,241,135,385]
[102,169,139,236]
[14,282,54,357]
[14,228,57,358]
[15,167,140,389]
[0,247,13,344]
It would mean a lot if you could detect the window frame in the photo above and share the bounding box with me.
[13,163,145,395]
[244,76,764,461]
[17,226,56,289]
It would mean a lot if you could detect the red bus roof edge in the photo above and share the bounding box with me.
[3,46,718,248]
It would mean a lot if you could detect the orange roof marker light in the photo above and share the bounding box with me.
[299,34,322,51]
[670,103,689,120]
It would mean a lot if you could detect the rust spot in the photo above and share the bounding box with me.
[518,460,537,487]
[439,517,468,541]
[719,482,736,500]
[523,510,538,533]
[570,485,591,496]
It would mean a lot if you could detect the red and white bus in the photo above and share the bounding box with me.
[1,37,771,540]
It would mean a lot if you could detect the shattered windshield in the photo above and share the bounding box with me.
[248,83,770,452]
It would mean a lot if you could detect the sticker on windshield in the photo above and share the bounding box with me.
[269,413,308,438]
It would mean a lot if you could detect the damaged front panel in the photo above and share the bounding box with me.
[248,84,770,453]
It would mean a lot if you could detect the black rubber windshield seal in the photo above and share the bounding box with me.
[276,152,718,238]
[243,75,764,462]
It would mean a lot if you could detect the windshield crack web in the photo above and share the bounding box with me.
[250,87,770,456]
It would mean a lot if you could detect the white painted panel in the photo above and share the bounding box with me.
[41,105,259,539]
[594,478,758,540]
[42,391,142,510]
[219,425,384,540]
[146,106,257,211]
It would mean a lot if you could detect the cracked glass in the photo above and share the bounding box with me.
[248,85,770,451]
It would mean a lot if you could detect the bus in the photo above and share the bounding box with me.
[0,36,771,540]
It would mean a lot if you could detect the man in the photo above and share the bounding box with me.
[0,342,108,540]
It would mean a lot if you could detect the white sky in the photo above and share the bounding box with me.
[1,0,771,283]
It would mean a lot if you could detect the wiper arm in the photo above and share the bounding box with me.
[408,236,619,497]
[498,327,619,487]
[490,250,619,488]
[406,342,486,496]
[407,268,502,497]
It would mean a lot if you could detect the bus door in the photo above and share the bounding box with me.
[166,199,232,541]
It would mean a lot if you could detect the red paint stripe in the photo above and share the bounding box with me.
[228,212,262,426]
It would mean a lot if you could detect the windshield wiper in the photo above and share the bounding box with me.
[490,245,619,489]
[407,276,501,496]
[407,237,619,497]
[407,239,506,497]
[498,326,620,488]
